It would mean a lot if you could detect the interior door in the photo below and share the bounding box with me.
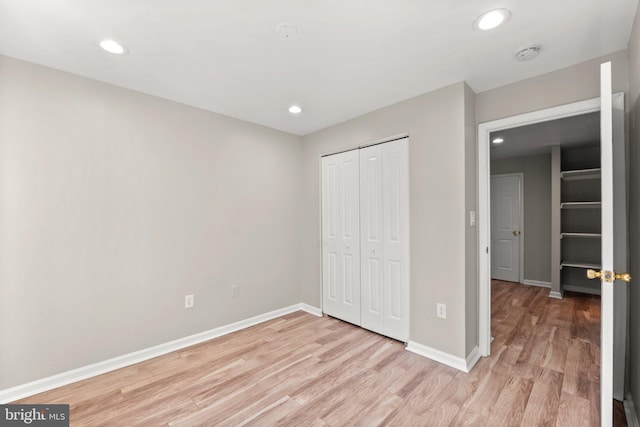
[490,174,522,282]
[322,150,361,325]
[596,61,630,427]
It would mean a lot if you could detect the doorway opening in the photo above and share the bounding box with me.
[478,93,627,407]
[478,97,602,357]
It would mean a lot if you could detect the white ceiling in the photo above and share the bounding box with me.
[490,112,600,159]
[0,1,637,136]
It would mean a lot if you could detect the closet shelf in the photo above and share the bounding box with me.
[560,168,601,181]
[561,260,602,270]
[560,201,601,209]
[560,232,602,238]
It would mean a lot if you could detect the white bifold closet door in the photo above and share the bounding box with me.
[321,149,361,326]
[322,138,409,342]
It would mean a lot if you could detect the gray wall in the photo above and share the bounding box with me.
[0,56,303,389]
[627,2,640,416]
[301,82,477,360]
[491,153,552,284]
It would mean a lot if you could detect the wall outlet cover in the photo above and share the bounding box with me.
[437,303,446,319]
[185,294,194,309]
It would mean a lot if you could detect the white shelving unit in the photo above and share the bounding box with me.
[553,145,602,295]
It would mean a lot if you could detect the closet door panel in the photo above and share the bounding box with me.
[382,139,410,341]
[322,150,361,325]
[360,145,384,334]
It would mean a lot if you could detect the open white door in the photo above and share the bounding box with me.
[593,61,630,427]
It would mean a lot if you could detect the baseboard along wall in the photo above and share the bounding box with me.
[1,301,480,403]
[522,279,551,288]
[562,284,601,296]
[405,341,481,373]
[0,303,322,404]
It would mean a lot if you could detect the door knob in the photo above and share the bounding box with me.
[371,248,376,253]
[512,230,520,236]
[587,269,631,283]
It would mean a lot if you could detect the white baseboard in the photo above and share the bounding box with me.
[0,303,321,404]
[522,279,551,288]
[625,393,640,427]
[299,303,322,317]
[465,346,482,371]
[562,284,601,296]
[549,289,564,299]
[406,342,479,373]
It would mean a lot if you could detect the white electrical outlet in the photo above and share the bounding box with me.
[232,285,240,298]
[437,303,446,319]
[185,294,194,309]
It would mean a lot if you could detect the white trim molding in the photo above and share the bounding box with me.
[549,290,564,299]
[299,303,323,317]
[625,393,640,427]
[0,303,322,403]
[522,279,551,288]
[406,342,480,373]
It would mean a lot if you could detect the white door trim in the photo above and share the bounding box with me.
[478,97,601,357]
[490,172,524,284]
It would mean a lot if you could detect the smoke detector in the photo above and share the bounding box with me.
[275,23,298,39]
[515,44,541,62]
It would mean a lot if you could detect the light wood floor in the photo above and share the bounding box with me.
[15,280,624,426]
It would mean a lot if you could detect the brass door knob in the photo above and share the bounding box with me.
[616,272,632,282]
[586,269,601,279]
[587,269,631,283]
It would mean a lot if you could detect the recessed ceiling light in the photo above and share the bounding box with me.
[473,9,511,31]
[492,137,504,144]
[288,105,302,114]
[99,39,127,55]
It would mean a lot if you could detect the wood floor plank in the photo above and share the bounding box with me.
[13,280,623,426]
[485,375,534,426]
[521,367,564,426]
